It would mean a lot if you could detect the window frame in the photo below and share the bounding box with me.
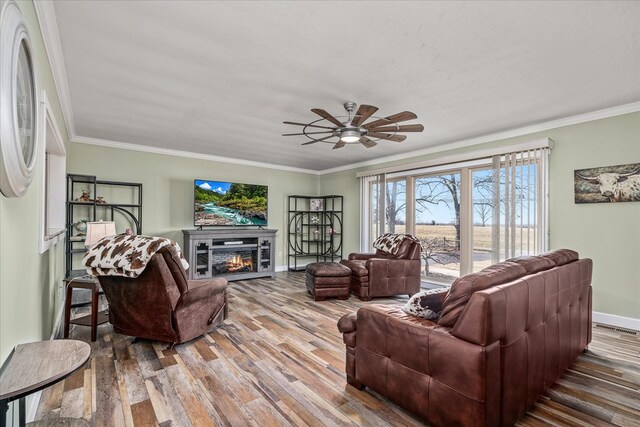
[360,141,550,285]
[39,90,66,254]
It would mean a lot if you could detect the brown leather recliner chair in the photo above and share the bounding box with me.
[97,246,228,344]
[340,236,421,300]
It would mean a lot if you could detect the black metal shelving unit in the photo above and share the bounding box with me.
[65,174,142,278]
[287,195,343,271]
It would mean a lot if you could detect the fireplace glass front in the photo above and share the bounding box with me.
[211,248,258,276]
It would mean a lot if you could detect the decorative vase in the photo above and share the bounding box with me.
[74,220,87,235]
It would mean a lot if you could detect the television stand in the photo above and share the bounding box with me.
[182,229,277,281]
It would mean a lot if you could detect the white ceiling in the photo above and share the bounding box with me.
[51,1,640,171]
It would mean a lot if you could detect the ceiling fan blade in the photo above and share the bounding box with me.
[368,124,424,133]
[359,137,377,148]
[351,104,378,127]
[333,141,346,149]
[311,109,344,127]
[283,121,335,130]
[368,132,407,143]
[301,135,334,145]
[282,131,333,136]
[364,111,418,129]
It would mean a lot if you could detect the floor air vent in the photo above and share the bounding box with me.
[594,323,638,335]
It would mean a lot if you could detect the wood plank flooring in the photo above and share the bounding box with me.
[35,273,640,426]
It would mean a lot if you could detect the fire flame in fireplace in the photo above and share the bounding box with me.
[227,255,253,272]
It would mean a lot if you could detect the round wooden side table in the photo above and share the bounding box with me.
[0,340,90,427]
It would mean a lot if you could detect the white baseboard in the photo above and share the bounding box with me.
[592,311,640,331]
[275,264,310,272]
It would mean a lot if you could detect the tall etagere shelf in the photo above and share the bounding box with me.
[65,174,143,278]
[287,195,343,271]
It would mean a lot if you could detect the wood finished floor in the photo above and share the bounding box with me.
[35,272,640,426]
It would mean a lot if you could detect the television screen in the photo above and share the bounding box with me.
[194,180,268,226]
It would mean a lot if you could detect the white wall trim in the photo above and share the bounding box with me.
[320,101,640,175]
[32,0,75,140]
[71,102,638,176]
[71,136,322,175]
[592,311,640,332]
[275,264,311,272]
[355,137,552,177]
[39,90,67,254]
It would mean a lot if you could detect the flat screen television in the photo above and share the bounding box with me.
[194,179,268,226]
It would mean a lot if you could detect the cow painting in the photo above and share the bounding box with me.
[574,163,640,204]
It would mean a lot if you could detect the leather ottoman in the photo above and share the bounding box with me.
[305,262,351,301]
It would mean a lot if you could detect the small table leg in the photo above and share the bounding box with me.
[0,399,8,427]
[64,283,73,338]
[18,398,25,427]
[91,283,99,342]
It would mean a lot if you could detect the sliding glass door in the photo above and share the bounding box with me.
[414,172,461,284]
[362,147,549,286]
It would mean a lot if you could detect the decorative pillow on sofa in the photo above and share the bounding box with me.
[402,288,449,320]
[373,233,420,255]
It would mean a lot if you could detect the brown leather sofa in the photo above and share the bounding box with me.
[98,246,228,344]
[340,237,421,300]
[338,249,592,426]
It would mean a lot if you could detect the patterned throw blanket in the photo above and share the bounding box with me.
[373,233,420,255]
[83,235,189,278]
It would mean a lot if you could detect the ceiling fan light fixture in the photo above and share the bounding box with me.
[340,129,360,143]
[283,102,423,149]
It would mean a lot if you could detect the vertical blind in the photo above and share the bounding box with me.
[491,147,549,263]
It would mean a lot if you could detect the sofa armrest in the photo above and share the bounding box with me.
[354,305,501,425]
[338,312,356,333]
[451,287,506,346]
[179,278,227,308]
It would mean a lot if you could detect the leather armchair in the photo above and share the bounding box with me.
[340,237,421,300]
[97,246,228,344]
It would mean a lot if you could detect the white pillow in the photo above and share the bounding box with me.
[402,288,448,320]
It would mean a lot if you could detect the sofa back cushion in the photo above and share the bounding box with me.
[506,255,555,274]
[539,248,579,267]
[438,261,527,327]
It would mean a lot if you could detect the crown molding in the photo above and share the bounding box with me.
[72,101,638,177]
[318,101,640,175]
[32,3,638,176]
[71,136,321,175]
[33,0,76,140]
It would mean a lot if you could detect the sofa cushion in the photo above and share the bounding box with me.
[438,261,527,327]
[539,249,579,266]
[402,288,448,320]
[506,255,554,275]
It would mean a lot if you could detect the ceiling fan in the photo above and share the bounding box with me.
[283,102,424,149]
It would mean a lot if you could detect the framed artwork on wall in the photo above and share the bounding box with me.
[574,163,640,204]
[0,0,38,198]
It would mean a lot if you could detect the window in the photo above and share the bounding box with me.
[361,141,550,285]
[39,91,66,253]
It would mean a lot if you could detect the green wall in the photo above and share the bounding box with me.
[320,112,640,320]
[0,0,70,364]
[67,144,320,268]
